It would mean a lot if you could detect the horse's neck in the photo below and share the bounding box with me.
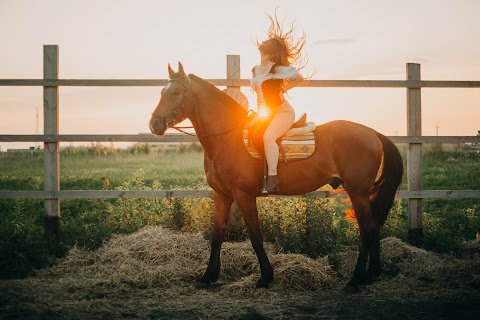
[189,89,247,157]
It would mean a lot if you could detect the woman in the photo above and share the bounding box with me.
[251,13,306,192]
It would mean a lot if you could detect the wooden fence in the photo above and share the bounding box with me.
[1,45,480,243]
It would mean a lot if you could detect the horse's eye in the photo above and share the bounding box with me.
[172,91,181,96]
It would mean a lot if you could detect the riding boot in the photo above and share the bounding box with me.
[266,175,280,192]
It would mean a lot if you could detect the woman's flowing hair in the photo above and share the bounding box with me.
[257,9,307,70]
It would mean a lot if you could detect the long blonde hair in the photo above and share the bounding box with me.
[257,11,307,69]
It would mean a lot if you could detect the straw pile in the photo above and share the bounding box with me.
[19,227,335,299]
[334,237,454,280]
[34,226,209,299]
[459,239,480,258]
[1,227,480,319]
[381,237,452,278]
[333,236,480,299]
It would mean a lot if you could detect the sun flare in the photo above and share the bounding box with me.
[258,108,270,118]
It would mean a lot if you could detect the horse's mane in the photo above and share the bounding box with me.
[188,74,247,117]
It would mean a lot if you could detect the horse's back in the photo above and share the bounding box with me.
[315,120,382,149]
[313,120,384,188]
[316,120,378,136]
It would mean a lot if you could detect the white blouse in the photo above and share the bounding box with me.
[251,65,300,109]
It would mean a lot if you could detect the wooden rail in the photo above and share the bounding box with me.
[2,79,480,88]
[1,45,479,244]
[1,134,479,144]
[1,190,479,200]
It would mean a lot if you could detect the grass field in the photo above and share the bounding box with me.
[0,144,206,191]
[0,143,479,278]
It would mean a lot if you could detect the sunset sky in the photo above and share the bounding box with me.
[1,0,479,150]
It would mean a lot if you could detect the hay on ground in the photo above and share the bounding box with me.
[27,226,335,299]
[2,227,480,319]
[334,237,466,280]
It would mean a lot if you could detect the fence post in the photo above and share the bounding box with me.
[225,55,244,231]
[406,63,423,245]
[227,54,240,89]
[225,55,248,109]
[43,45,61,240]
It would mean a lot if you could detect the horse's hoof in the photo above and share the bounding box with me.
[364,270,381,285]
[364,275,376,285]
[256,275,273,289]
[256,278,270,289]
[343,284,361,294]
[195,280,211,289]
[366,269,381,284]
[196,273,215,289]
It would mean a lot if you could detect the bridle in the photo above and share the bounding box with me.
[151,76,248,137]
[151,77,192,134]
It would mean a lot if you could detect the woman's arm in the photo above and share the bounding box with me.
[282,73,304,93]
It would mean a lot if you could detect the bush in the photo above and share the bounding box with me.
[423,205,480,252]
[0,199,57,278]
[178,142,203,153]
[258,195,341,257]
[382,198,408,241]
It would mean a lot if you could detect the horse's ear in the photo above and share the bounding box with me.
[178,62,186,78]
[168,63,176,79]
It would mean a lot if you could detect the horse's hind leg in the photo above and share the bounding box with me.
[234,191,273,288]
[197,191,233,288]
[367,226,382,280]
[345,194,377,292]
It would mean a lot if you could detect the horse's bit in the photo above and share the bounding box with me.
[151,77,192,131]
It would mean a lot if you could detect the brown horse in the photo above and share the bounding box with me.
[150,63,403,292]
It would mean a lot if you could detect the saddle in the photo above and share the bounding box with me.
[243,112,316,162]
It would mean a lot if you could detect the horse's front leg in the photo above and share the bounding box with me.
[197,191,233,288]
[234,191,273,288]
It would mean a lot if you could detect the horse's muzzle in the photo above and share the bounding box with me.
[149,117,166,136]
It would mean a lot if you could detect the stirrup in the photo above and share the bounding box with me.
[266,175,280,192]
[261,157,269,196]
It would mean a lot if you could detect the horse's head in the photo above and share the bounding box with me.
[149,62,191,136]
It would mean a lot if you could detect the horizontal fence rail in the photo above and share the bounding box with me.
[1,190,480,200]
[2,79,480,88]
[1,46,479,244]
[1,134,480,144]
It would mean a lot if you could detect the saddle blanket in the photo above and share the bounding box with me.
[243,129,316,161]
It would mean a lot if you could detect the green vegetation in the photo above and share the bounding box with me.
[0,143,479,278]
[420,146,480,251]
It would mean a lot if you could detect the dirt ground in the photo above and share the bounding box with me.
[1,226,479,319]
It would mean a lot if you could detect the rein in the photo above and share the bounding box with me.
[170,122,247,138]
[170,126,196,136]
[194,120,247,138]
[152,76,248,138]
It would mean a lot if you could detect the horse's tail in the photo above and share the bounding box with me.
[369,132,404,227]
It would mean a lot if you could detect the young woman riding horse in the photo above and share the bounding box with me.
[251,14,305,192]
[149,23,403,294]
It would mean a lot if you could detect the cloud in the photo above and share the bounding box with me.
[314,38,356,46]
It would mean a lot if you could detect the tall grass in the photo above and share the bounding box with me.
[420,144,480,251]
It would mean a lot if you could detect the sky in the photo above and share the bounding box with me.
[1,0,479,150]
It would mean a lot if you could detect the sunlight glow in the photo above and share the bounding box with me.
[258,108,270,119]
